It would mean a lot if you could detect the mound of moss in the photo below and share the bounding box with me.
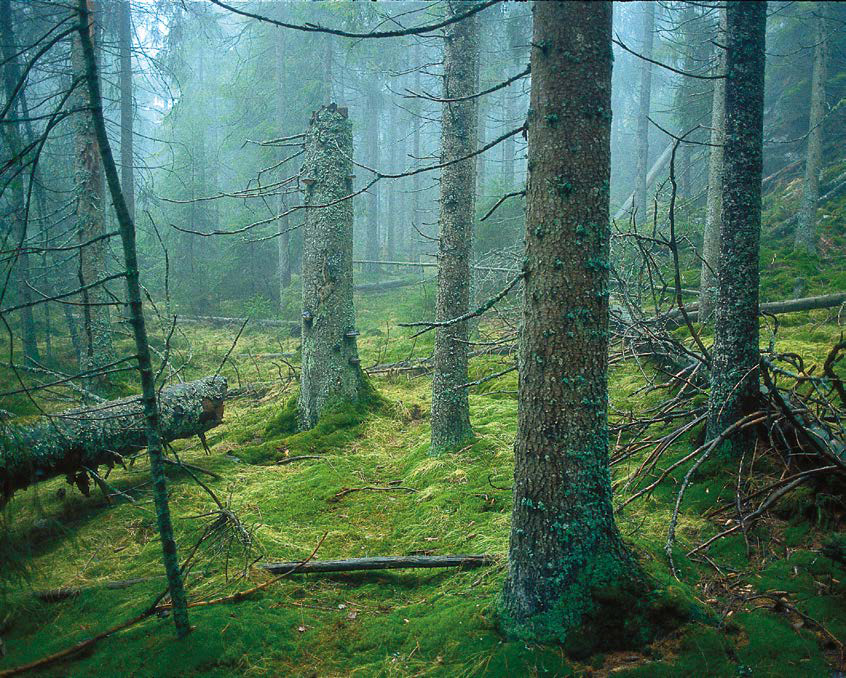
[239,379,386,464]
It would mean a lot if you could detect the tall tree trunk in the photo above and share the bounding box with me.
[501,85,515,188]
[118,0,134,223]
[0,0,40,363]
[699,6,727,321]
[706,1,767,448]
[634,1,655,223]
[76,0,190,636]
[365,85,381,272]
[501,0,636,640]
[386,102,398,263]
[795,2,829,256]
[275,27,291,295]
[298,105,365,429]
[411,47,422,263]
[71,0,115,378]
[500,7,521,190]
[429,0,479,454]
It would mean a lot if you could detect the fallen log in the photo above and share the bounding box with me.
[177,315,298,329]
[261,554,493,575]
[354,277,435,293]
[0,376,227,502]
[36,576,164,603]
[660,292,846,324]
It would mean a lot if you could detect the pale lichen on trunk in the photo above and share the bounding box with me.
[430,0,479,454]
[298,105,365,429]
[699,6,727,321]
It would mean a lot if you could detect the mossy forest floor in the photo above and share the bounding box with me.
[1,282,845,677]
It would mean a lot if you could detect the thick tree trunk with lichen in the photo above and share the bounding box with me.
[795,2,829,256]
[0,0,40,364]
[0,376,227,502]
[71,7,115,378]
[501,0,635,641]
[699,6,727,321]
[298,105,365,430]
[634,1,655,223]
[430,1,478,454]
[706,2,767,448]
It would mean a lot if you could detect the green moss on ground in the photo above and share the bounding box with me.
[1,280,844,676]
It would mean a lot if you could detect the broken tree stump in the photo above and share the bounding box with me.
[0,376,227,502]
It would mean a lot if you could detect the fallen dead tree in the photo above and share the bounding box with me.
[354,277,435,293]
[659,292,846,324]
[261,554,493,575]
[177,315,298,329]
[0,376,227,502]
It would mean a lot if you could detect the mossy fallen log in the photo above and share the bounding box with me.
[0,376,227,502]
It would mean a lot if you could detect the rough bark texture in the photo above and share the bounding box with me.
[699,7,727,321]
[298,105,365,430]
[706,1,767,448]
[634,1,655,222]
[0,0,40,363]
[501,1,635,640]
[0,376,227,501]
[71,2,115,377]
[795,2,829,256]
[118,0,134,223]
[76,0,191,634]
[430,0,478,454]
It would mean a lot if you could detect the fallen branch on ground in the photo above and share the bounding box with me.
[328,484,417,502]
[261,554,494,575]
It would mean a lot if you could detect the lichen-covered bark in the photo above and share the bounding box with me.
[699,6,727,321]
[501,1,635,639]
[706,2,767,446]
[298,105,365,429]
[0,375,226,502]
[634,1,655,223]
[71,7,114,376]
[430,0,479,454]
[795,2,829,256]
[0,0,40,363]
